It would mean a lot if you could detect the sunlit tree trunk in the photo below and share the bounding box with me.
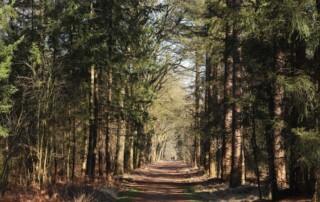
[125,86,134,172]
[206,50,219,178]
[222,21,233,180]
[86,65,98,179]
[71,117,76,181]
[86,2,99,179]
[115,88,126,175]
[209,137,217,178]
[273,48,287,190]
[104,0,113,178]
[230,9,243,186]
[267,45,288,200]
[125,123,134,172]
[138,122,146,167]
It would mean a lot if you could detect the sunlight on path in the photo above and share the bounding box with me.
[117,161,204,202]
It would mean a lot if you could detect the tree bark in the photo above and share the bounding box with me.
[115,88,126,175]
[138,125,145,168]
[125,121,134,172]
[194,51,201,169]
[222,20,233,181]
[230,21,243,187]
[273,48,287,190]
[86,65,98,179]
[71,117,76,181]
[267,45,288,200]
[206,50,219,178]
[209,136,217,178]
[251,106,262,200]
[104,0,114,178]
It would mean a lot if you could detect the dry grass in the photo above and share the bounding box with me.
[0,179,118,202]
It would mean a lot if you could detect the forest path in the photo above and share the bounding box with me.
[117,161,205,202]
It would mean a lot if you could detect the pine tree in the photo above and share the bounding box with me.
[0,3,17,137]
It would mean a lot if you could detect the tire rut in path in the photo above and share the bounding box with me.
[118,161,204,202]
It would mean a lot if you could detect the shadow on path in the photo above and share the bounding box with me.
[118,161,205,202]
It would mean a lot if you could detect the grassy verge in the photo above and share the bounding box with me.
[184,185,204,202]
[117,189,140,202]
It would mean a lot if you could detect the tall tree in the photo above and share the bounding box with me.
[230,0,244,188]
[194,51,202,168]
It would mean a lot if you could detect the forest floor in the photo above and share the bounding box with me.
[0,161,312,201]
[118,161,203,202]
[117,161,312,202]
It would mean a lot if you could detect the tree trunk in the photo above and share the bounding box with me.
[115,120,126,175]
[273,48,287,190]
[251,107,262,200]
[267,46,288,200]
[230,21,243,187]
[222,21,233,181]
[82,124,88,176]
[105,0,113,178]
[67,129,71,180]
[71,117,76,181]
[105,67,112,177]
[206,51,219,178]
[125,122,134,172]
[115,88,126,175]
[137,121,147,167]
[86,65,98,179]
[194,51,201,169]
[209,136,217,178]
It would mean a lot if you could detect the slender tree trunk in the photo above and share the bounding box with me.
[53,132,57,183]
[67,129,71,180]
[86,65,98,179]
[82,124,88,175]
[267,45,288,200]
[125,122,134,172]
[223,22,233,181]
[251,106,262,200]
[273,47,287,190]
[194,51,201,169]
[71,117,76,181]
[105,0,113,178]
[206,51,219,178]
[230,19,243,187]
[209,137,217,178]
[115,88,126,175]
[105,68,112,177]
[203,53,211,172]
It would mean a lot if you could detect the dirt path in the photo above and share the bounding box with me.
[118,161,205,202]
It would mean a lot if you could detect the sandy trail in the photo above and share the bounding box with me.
[118,161,204,202]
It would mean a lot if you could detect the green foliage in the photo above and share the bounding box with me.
[292,128,320,168]
[282,74,317,120]
[0,3,20,137]
[0,126,9,137]
[29,43,42,66]
[0,3,16,31]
